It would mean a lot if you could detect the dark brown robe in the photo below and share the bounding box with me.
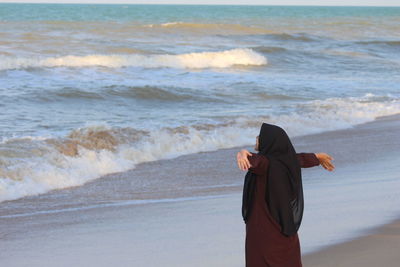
[245,152,320,267]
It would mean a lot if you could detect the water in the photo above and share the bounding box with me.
[1,4,400,202]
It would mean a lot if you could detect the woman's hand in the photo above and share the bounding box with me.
[237,149,252,171]
[315,153,335,171]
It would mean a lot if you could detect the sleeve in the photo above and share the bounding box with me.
[248,153,269,175]
[296,153,320,168]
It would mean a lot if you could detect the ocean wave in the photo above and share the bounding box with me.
[321,49,377,59]
[31,85,223,103]
[0,48,267,71]
[263,33,320,42]
[51,87,105,100]
[104,85,206,102]
[254,46,287,54]
[1,93,399,202]
[144,21,272,34]
[356,40,400,46]
[253,92,308,101]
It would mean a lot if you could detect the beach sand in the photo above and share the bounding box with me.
[0,113,399,266]
[302,219,400,267]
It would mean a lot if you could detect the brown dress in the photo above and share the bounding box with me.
[245,152,320,267]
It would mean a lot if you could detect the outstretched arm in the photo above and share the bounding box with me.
[238,150,334,172]
[236,149,268,175]
[297,152,334,171]
[296,153,319,168]
[237,149,252,171]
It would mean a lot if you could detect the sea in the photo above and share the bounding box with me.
[0,4,399,204]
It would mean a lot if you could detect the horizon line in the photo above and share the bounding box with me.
[0,2,399,7]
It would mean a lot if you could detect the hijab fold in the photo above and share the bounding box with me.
[242,123,303,236]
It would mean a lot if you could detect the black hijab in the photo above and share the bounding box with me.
[242,123,303,236]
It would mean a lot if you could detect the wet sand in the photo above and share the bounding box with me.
[303,219,400,267]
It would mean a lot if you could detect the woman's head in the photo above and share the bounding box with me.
[256,123,293,156]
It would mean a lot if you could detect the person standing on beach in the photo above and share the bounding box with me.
[236,123,334,267]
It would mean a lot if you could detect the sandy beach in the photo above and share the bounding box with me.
[303,218,400,267]
[0,113,399,266]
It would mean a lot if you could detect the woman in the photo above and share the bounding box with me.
[236,123,334,267]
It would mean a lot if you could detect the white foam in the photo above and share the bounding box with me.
[160,21,182,27]
[0,93,399,202]
[0,48,267,70]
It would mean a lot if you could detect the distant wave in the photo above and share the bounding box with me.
[104,85,213,102]
[30,85,224,103]
[1,93,399,203]
[0,48,267,70]
[356,40,400,46]
[321,49,377,59]
[49,87,105,100]
[28,84,307,103]
[263,33,320,42]
[254,92,307,101]
[254,46,287,54]
[145,21,272,34]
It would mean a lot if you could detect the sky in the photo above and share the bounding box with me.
[0,0,399,6]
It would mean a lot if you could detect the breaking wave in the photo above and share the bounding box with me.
[0,93,399,203]
[0,48,267,71]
